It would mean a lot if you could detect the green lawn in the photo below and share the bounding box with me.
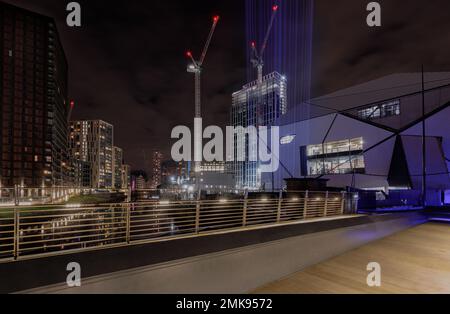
[66,194,111,204]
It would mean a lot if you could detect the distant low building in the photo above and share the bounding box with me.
[195,162,235,194]
[161,160,190,186]
[131,170,148,191]
[135,175,146,190]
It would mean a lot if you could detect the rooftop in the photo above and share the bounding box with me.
[278,72,450,125]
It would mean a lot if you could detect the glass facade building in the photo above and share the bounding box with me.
[358,100,401,120]
[0,2,70,188]
[305,137,366,176]
[231,72,287,189]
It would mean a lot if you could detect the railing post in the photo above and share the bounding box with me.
[14,185,19,206]
[195,189,201,233]
[126,204,131,244]
[13,208,19,260]
[303,190,309,219]
[324,191,329,217]
[242,190,248,227]
[126,187,132,203]
[276,190,283,223]
[341,191,346,215]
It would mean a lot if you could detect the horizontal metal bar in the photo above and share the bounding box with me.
[0,192,357,262]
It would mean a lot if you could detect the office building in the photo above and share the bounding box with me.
[0,2,70,188]
[231,72,287,190]
[196,161,235,194]
[69,120,114,189]
[265,73,450,206]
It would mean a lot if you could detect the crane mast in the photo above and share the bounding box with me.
[186,15,220,174]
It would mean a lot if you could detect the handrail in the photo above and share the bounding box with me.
[0,191,356,262]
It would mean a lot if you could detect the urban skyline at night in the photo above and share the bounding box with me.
[2,0,450,172]
[1,0,450,299]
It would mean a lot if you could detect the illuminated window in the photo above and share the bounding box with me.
[306,137,365,175]
[358,100,400,120]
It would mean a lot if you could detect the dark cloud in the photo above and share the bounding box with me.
[4,0,450,173]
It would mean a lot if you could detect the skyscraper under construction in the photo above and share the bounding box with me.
[231,0,313,190]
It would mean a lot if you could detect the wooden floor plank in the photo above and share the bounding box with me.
[254,223,450,294]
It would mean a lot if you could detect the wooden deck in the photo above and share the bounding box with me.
[254,223,450,294]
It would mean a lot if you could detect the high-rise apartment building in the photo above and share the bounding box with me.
[69,120,114,189]
[112,146,123,189]
[0,2,70,188]
[73,159,91,188]
[231,72,287,189]
[150,151,163,189]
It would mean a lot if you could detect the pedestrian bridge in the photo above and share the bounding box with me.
[0,191,353,262]
[0,209,428,293]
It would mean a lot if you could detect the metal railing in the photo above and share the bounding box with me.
[0,191,356,262]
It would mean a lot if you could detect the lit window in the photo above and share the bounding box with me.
[358,100,400,120]
[306,137,365,175]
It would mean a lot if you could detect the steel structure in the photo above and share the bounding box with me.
[250,4,279,83]
[186,15,220,118]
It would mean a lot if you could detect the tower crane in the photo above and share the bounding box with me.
[251,4,279,84]
[186,15,220,118]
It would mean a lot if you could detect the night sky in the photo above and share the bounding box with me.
[3,0,450,172]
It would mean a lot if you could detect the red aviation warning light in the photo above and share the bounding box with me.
[68,100,75,123]
[186,51,192,58]
[213,15,220,22]
[272,4,279,11]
